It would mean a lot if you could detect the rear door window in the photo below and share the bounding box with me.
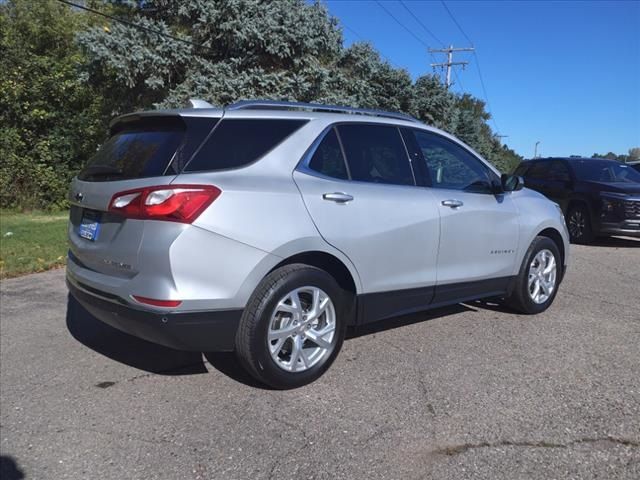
[79,117,186,182]
[336,124,415,186]
[308,128,349,180]
[186,119,308,172]
[525,162,550,180]
[548,161,571,181]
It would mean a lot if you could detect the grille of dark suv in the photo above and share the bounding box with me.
[623,200,640,218]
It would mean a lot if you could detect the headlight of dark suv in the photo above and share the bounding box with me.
[600,192,627,219]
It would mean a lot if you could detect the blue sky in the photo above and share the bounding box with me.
[323,0,640,158]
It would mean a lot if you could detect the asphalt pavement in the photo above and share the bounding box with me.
[1,237,639,479]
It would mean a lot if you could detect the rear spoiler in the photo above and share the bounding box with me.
[109,99,223,132]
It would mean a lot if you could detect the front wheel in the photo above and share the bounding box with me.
[506,236,562,314]
[567,204,593,244]
[235,264,349,389]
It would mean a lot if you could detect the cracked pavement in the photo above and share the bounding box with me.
[1,237,639,479]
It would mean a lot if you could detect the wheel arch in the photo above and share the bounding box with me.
[537,227,566,268]
[268,251,358,296]
[567,197,591,214]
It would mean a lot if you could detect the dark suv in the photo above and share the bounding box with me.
[514,157,640,243]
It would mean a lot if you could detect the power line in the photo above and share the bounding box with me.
[440,0,500,133]
[56,0,215,55]
[336,17,403,70]
[395,1,466,92]
[374,1,465,91]
[397,1,442,70]
[440,0,474,46]
[398,0,444,47]
[472,54,499,132]
[374,1,429,48]
[342,23,365,41]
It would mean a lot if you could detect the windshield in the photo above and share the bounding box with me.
[571,160,640,183]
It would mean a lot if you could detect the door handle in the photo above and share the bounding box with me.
[441,199,464,208]
[323,192,354,203]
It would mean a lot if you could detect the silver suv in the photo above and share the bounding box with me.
[67,100,569,388]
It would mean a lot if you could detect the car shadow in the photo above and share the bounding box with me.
[66,295,208,376]
[346,303,474,339]
[588,236,639,248]
[0,456,25,480]
[202,352,266,388]
[66,295,485,388]
[466,298,515,314]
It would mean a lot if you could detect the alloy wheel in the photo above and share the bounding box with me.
[527,249,557,304]
[267,286,337,372]
[568,209,585,239]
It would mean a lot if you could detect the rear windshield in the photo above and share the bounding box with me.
[571,160,640,183]
[185,119,308,172]
[78,117,185,182]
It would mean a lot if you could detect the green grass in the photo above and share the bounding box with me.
[0,210,69,279]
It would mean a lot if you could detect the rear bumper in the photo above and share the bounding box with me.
[67,274,242,352]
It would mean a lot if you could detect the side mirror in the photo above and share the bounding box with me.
[501,173,525,192]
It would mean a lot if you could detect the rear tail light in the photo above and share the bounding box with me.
[108,185,221,223]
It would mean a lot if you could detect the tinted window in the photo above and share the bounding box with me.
[79,117,185,182]
[513,162,530,176]
[186,119,307,172]
[547,161,571,181]
[308,129,348,180]
[525,162,549,180]
[337,124,414,186]
[570,159,640,183]
[168,116,220,173]
[413,131,494,192]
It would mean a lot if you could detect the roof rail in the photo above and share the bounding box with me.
[226,100,419,123]
[188,98,215,109]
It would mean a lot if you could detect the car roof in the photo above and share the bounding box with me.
[525,157,620,164]
[108,99,502,177]
[111,99,420,127]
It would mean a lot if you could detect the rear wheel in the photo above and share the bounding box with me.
[506,236,561,314]
[567,204,593,244]
[235,264,349,389]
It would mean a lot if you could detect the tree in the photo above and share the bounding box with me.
[2,0,526,209]
[79,0,518,169]
[79,0,344,111]
[0,0,105,209]
[629,147,640,161]
[592,151,633,162]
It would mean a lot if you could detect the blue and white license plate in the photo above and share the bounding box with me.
[78,211,101,241]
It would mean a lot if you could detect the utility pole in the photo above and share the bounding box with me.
[429,45,474,88]
[534,141,541,158]
[495,134,508,145]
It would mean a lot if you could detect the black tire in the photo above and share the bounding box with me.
[567,204,593,244]
[506,236,562,314]
[235,264,350,389]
